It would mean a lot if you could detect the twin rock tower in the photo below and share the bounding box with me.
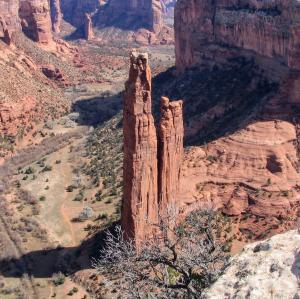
[121,52,184,246]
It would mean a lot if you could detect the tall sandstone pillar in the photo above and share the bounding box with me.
[122,52,158,244]
[158,97,184,214]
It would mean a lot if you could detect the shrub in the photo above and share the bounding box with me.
[52,272,65,286]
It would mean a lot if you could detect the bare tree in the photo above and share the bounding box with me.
[93,209,229,299]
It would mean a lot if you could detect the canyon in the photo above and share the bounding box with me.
[1,0,300,297]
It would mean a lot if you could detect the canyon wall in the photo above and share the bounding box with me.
[175,0,300,72]
[60,0,100,27]
[122,52,184,245]
[50,0,62,33]
[98,0,163,32]
[0,0,20,31]
[19,0,53,44]
[0,0,53,44]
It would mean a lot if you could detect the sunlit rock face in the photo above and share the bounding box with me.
[205,230,300,299]
[122,53,184,247]
[19,0,53,44]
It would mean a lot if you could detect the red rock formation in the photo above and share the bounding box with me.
[60,0,100,27]
[0,1,20,31]
[122,54,184,245]
[175,0,300,72]
[84,13,94,41]
[0,17,12,45]
[98,0,163,32]
[158,96,184,213]
[19,0,53,44]
[122,52,159,244]
[42,64,64,81]
[50,0,62,33]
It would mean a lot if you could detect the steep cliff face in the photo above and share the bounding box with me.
[175,0,300,72]
[60,0,100,27]
[19,0,53,44]
[49,0,62,33]
[97,0,163,32]
[122,52,159,243]
[122,53,184,245]
[158,96,184,213]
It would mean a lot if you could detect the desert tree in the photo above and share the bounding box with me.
[93,208,229,299]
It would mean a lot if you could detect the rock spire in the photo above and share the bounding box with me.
[84,13,94,40]
[158,96,184,213]
[122,52,159,244]
[122,52,184,246]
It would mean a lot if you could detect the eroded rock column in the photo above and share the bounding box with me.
[158,96,184,213]
[84,13,94,40]
[122,52,158,244]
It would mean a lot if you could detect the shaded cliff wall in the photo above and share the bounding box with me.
[175,0,300,72]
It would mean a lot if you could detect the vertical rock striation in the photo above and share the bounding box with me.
[99,0,163,33]
[122,52,159,243]
[175,0,300,72]
[50,0,62,33]
[122,53,184,246]
[158,96,184,213]
[84,13,94,40]
[19,0,53,44]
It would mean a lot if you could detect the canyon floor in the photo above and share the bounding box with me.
[0,40,174,299]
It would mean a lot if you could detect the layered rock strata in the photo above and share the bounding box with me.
[175,0,300,72]
[98,0,163,32]
[19,0,53,44]
[122,53,184,245]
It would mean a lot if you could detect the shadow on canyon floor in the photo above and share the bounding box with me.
[72,94,122,127]
[0,223,118,279]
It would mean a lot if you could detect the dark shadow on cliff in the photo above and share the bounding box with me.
[0,222,119,278]
[292,250,300,280]
[72,93,122,127]
[151,56,291,147]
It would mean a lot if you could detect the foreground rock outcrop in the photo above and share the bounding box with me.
[205,229,300,298]
[122,53,184,244]
[175,0,300,72]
